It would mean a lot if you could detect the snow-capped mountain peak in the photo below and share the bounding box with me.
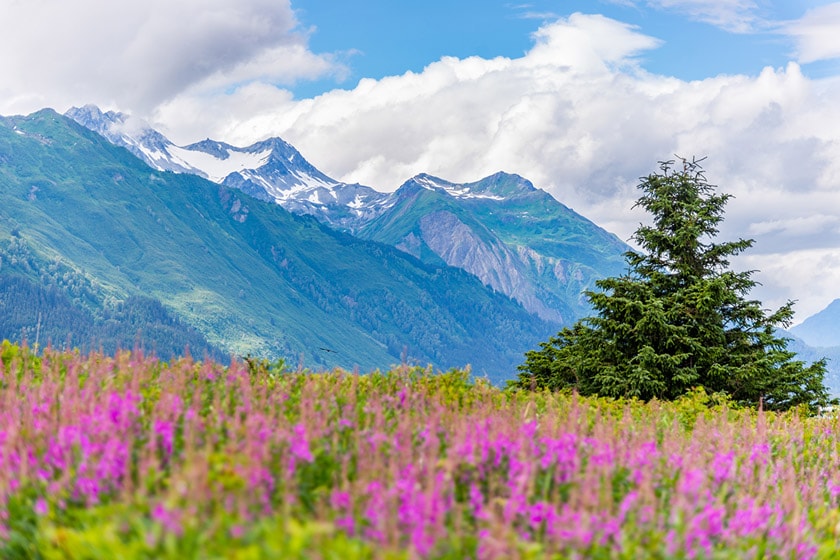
[407,172,533,201]
[65,105,392,231]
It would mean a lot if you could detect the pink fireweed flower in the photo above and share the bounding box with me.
[289,424,313,462]
[549,507,593,548]
[539,433,578,482]
[363,481,387,542]
[749,443,771,465]
[95,437,131,485]
[229,524,245,539]
[528,501,559,531]
[331,490,351,510]
[502,490,529,525]
[107,390,140,427]
[153,420,175,458]
[585,437,615,468]
[365,431,388,455]
[151,502,183,537]
[75,476,101,505]
[631,440,657,469]
[727,500,774,539]
[711,452,735,484]
[45,437,67,471]
[683,503,726,557]
[469,483,488,521]
[33,498,48,516]
[678,467,706,498]
[668,452,684,470]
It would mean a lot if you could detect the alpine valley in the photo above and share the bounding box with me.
[2,106,838,390]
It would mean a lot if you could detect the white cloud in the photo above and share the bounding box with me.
[0,0,341,115]
[748,215,840,237]
[738,249,840,322]
[783,2,840,63]
[609,0,762,32]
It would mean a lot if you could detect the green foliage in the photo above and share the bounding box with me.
[516,158,832,412]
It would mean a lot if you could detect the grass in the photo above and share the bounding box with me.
[1,341,840,558]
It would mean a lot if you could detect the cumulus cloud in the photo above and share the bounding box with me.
[0,0,341,115]
[738,249,840,320]
[783,2,840,63]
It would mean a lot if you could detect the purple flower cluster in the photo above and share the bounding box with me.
[0,345,838,557]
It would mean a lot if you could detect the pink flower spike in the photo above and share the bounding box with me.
[34,498,48,516]
[290,424,313,462]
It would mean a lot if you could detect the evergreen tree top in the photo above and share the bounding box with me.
[629,158,753,280]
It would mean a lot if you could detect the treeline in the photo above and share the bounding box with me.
[0,235,224,360]
[0,273,224,360]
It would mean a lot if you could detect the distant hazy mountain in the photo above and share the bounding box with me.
[356,173,628,324]
[779,329,840,397]
[790,299,840,348]
[2,109,554,381]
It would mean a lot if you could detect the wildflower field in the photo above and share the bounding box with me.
[2,341,840,559]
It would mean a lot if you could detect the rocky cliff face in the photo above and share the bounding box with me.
[359,173,628,326]
[418,210,564,323]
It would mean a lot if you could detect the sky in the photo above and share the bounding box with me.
[2,0,840,322]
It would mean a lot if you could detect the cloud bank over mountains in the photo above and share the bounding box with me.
[2,1,840,319]
[0,0,341,113]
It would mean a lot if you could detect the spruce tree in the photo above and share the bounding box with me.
[516,158,831,412]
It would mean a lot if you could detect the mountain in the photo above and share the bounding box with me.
[790,299,840,348]
[783,300,840,396]
[355,173,629,324]
[1,109,554,382]
[65,105,391,231]
[67,106,630,326]
[778,329,840,397]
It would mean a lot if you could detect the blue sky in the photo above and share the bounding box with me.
[2,0,840,319]
[290,0,834,98]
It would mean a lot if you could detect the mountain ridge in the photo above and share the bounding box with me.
[65,105,629,325]
[357,172,628,323]
[65,105,393,231]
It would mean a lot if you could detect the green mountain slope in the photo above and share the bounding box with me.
[0,110,551,381]
[358,173,628,324]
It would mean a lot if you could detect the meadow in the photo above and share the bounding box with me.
[2,341,840,559]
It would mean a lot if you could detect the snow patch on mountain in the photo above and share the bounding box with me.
[413,174,507,201]
[168,145,273,183]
